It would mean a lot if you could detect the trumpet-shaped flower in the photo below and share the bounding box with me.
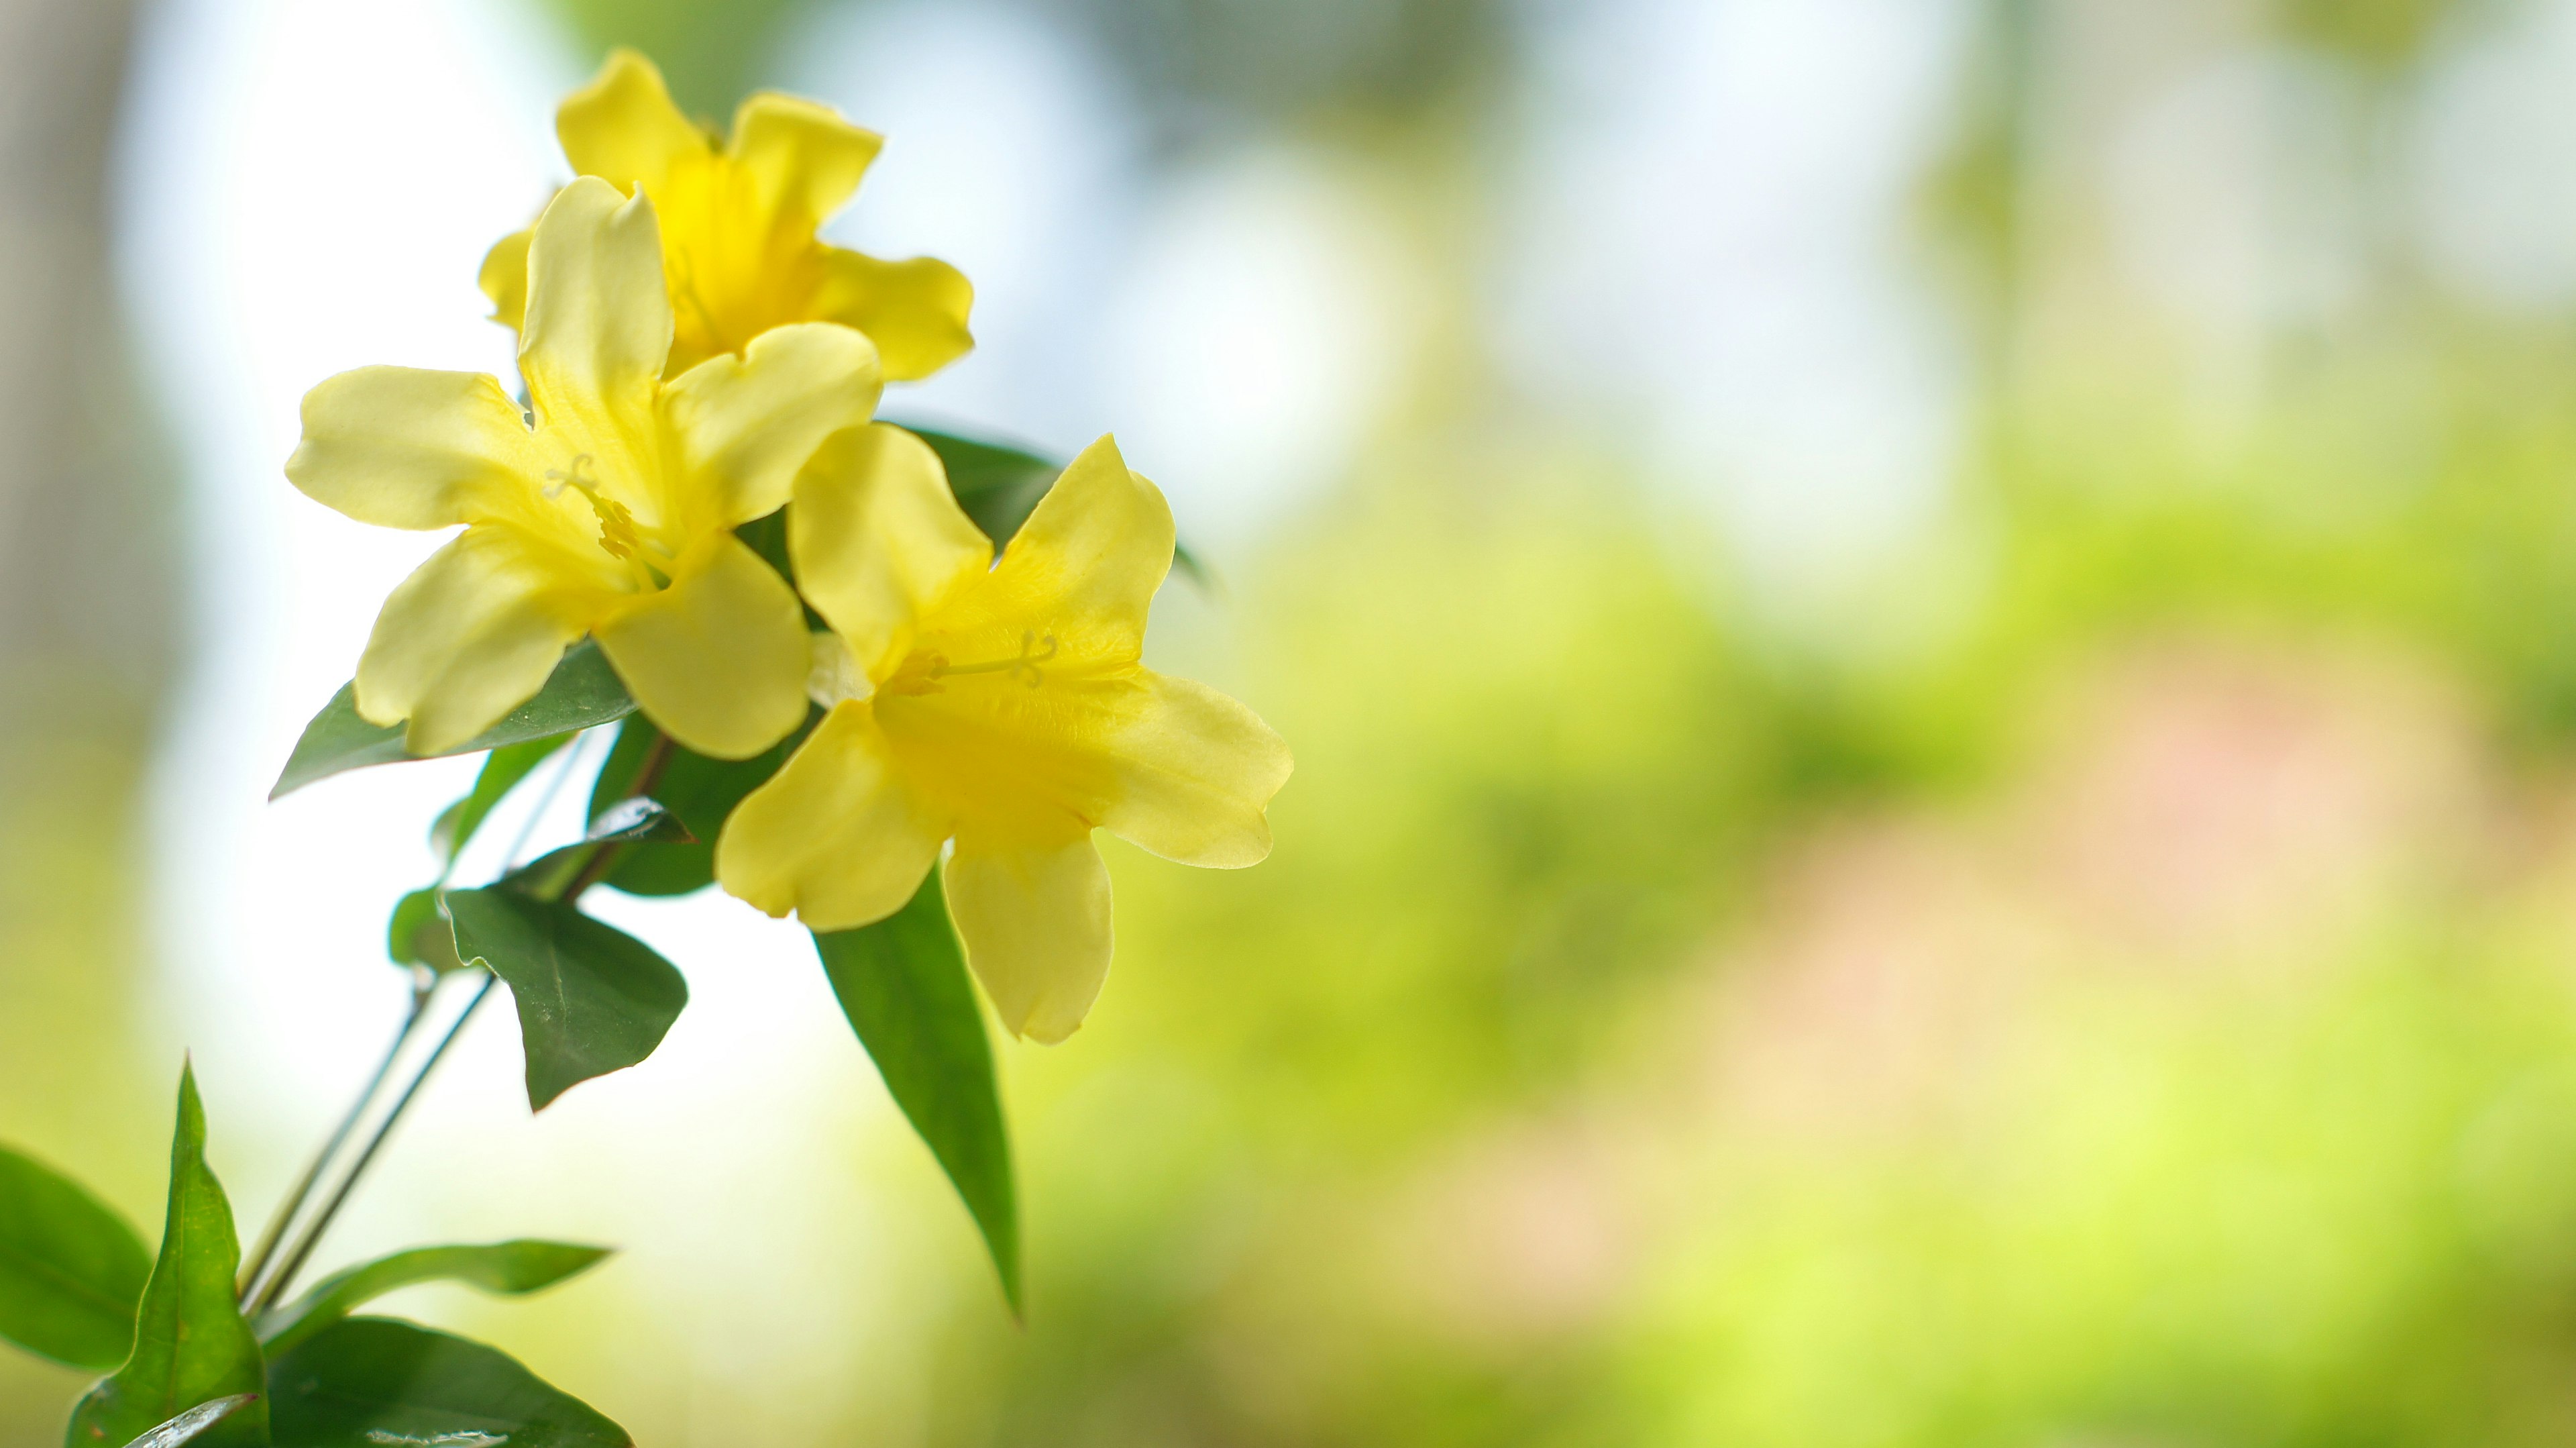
[288,176,881,759]
[480,49,972,382]
[716,427,1292,1041]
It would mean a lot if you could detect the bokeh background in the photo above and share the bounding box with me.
[19,0,2576,1441]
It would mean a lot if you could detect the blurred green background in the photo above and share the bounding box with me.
[28,0,2576,1441]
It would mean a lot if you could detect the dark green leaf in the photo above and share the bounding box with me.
[268,1317,627,1448]
[385,889,464,974]
[500,797,695,900]
[115,1394,258,1448]
[0,1145,148,1370]
[900,422,1212,587]
[67,1065,267,1448]
[256,1241,610,1361]
[580,715,812,898]
[812,870,1020,1314]
[270,641,633,800]
[445,889,688,1110]
[431,734,573,864]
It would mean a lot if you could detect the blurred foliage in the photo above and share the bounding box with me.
[2271,0,2467,70]
[541,0,809,118]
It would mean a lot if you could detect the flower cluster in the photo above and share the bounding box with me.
[288,51,1289,1042]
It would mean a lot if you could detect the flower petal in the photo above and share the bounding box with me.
[287,366,544,530]
[813,247,975,382]
[593,531,810,759]
[791,423,991,677]
[728,92,882,227]
[716,699,946,929]
[945,833,1113,1043]
[1097,671,1292,868]
[957,434,1173,662]
[519,177,671,463]
[661,321,881,531]
[556,48,706,191]
[476,227,533,334]
[354,527,588,755]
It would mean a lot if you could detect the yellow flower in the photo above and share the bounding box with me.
[287,176,881,759]
[715,427,1292,1041]
[480,49,973,382]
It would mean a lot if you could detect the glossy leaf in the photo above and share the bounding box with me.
[580,715,812,897]
[384,889,464,974]
[270,641,633,800]
[67,1065,267,1448]
[902,422,1210,585]
[268,1317,627,1447]
[257,1241,610,1360]
[501,797,695,900]
[445,888,688,1110]
[115,1394,258,1448]
[813,869,1020,1313]
[431,734,574,864]
[0,1145,148,1370]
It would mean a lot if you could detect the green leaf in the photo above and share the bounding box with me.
[812,870,1020,1314]
[500,797,695,900]
[431,734,574,864]
[580,715,812,898]
[268,1317,628,1447]
[901,421,1212,586]
[385,889,464,974]
[0,1145,149,1370]
[270,641,633,800]
[256,1241,610,1361]
[114,1394,258,1448]
[445,889,689,1110]
[66,1064,267,1448]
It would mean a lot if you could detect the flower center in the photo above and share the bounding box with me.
[883,631,1060,697]
[544,454,648,564]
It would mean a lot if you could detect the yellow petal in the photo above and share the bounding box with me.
[1097,671,1293,868]
[354,527,588,755]
[790,423,991,676]
[556,48,706,191]
[945,833,1113,1043]
[728,92,883,227]
[593,531,810,759]
[951,434,1173,662]
[715,699,947,929]
[476,227,533,334]
[286,366,544,530]
[661,321,882,531]
[519,178,671,460]
[813,247,975,382]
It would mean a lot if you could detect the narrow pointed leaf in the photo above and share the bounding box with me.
[115,1394,258,1448]
[445,889,688,1110]
[431,733,573,864]
[257,1241,610,1360]
[812,870,1020,1313]
[0,1145,149,1370]
[270,640,633,799]
[268,1317,627,1447]
[67,1066,267,1448]
[898,421,1210,585]
[580,715,812,897]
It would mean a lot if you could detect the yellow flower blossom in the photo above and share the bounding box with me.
[480,48,973,382]
[715,427,1292,1041]
[287,176,881,760]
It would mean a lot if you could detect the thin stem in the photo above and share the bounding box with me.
[248,973,496,1318]
[244,728,667,1315]
[235,981,433,1303]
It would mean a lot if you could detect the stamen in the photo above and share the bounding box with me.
[934,631,1059,688]
[543,454,645,562]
